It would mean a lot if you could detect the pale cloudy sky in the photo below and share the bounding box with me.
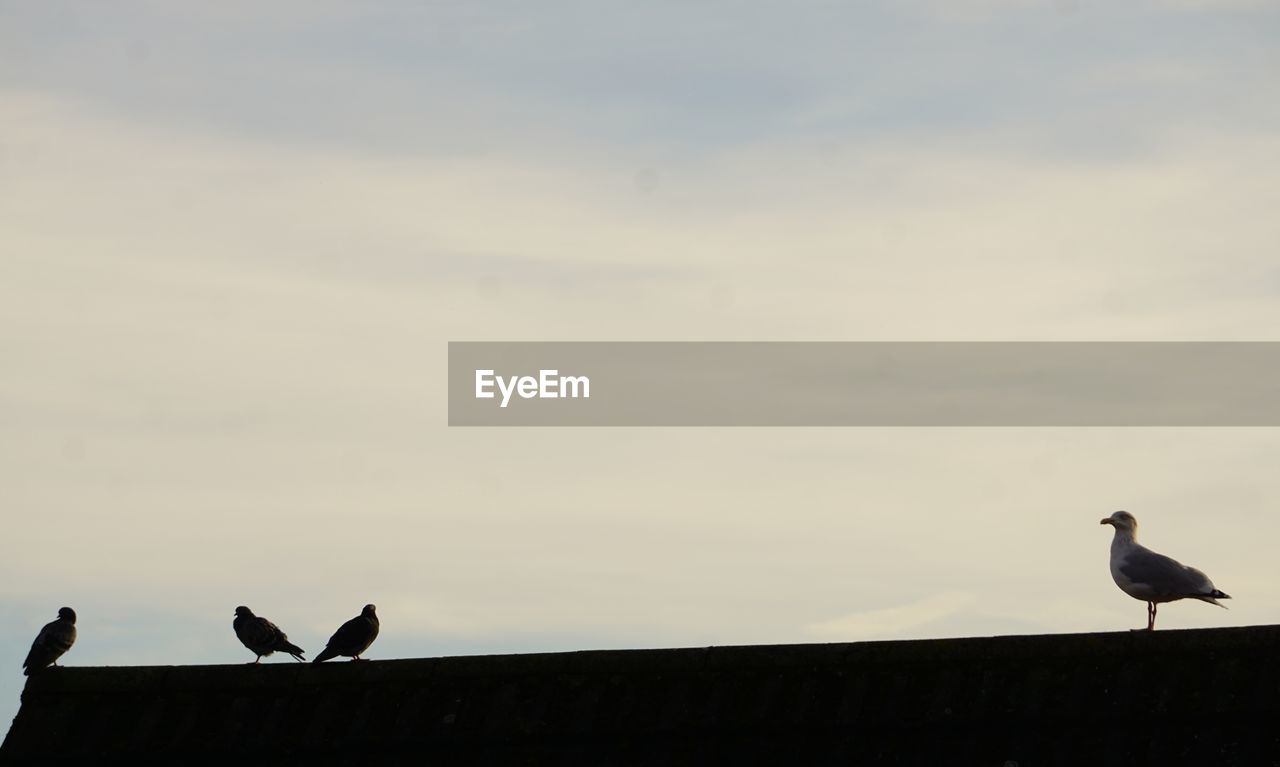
[3,0,1280,731]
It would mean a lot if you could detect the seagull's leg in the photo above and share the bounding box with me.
[1146,602,1156,631]
[1151,602,1158,630]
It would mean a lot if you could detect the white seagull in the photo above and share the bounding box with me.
[1100,510,1230,630]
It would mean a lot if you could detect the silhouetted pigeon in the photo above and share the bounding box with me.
[313,604,379,662]
[233,606,305,662]
[23,607,77,675]
[1101,510,1230,630]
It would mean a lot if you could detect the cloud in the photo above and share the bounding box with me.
[806,592,978,641]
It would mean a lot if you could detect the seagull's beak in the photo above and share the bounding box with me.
[1100,518,1113,526]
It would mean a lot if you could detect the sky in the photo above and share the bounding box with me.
[3,0,1280,734]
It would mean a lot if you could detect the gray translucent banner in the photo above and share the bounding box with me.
[448,342,1280,426]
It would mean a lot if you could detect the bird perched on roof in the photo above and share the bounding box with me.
[233,606,306,663]
[313,604,379,663]
[1101,510,1230,630]
[23,607,77,675]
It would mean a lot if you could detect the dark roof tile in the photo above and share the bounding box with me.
[4,626,1280,765]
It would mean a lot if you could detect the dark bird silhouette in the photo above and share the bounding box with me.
[23,607,77,675]
[233,606,305,663]
[313,604,379,663]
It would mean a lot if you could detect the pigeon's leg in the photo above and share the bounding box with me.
[255,656,263,664]
[1146,602,1157,631]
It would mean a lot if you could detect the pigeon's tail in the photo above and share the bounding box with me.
[1196,590,1231,608]
[282,641,306,662]
[313,646,339,664]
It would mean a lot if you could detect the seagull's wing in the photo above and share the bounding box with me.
[1118,546,1220,599]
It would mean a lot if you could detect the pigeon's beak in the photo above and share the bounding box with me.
[1100,518,1113,526]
